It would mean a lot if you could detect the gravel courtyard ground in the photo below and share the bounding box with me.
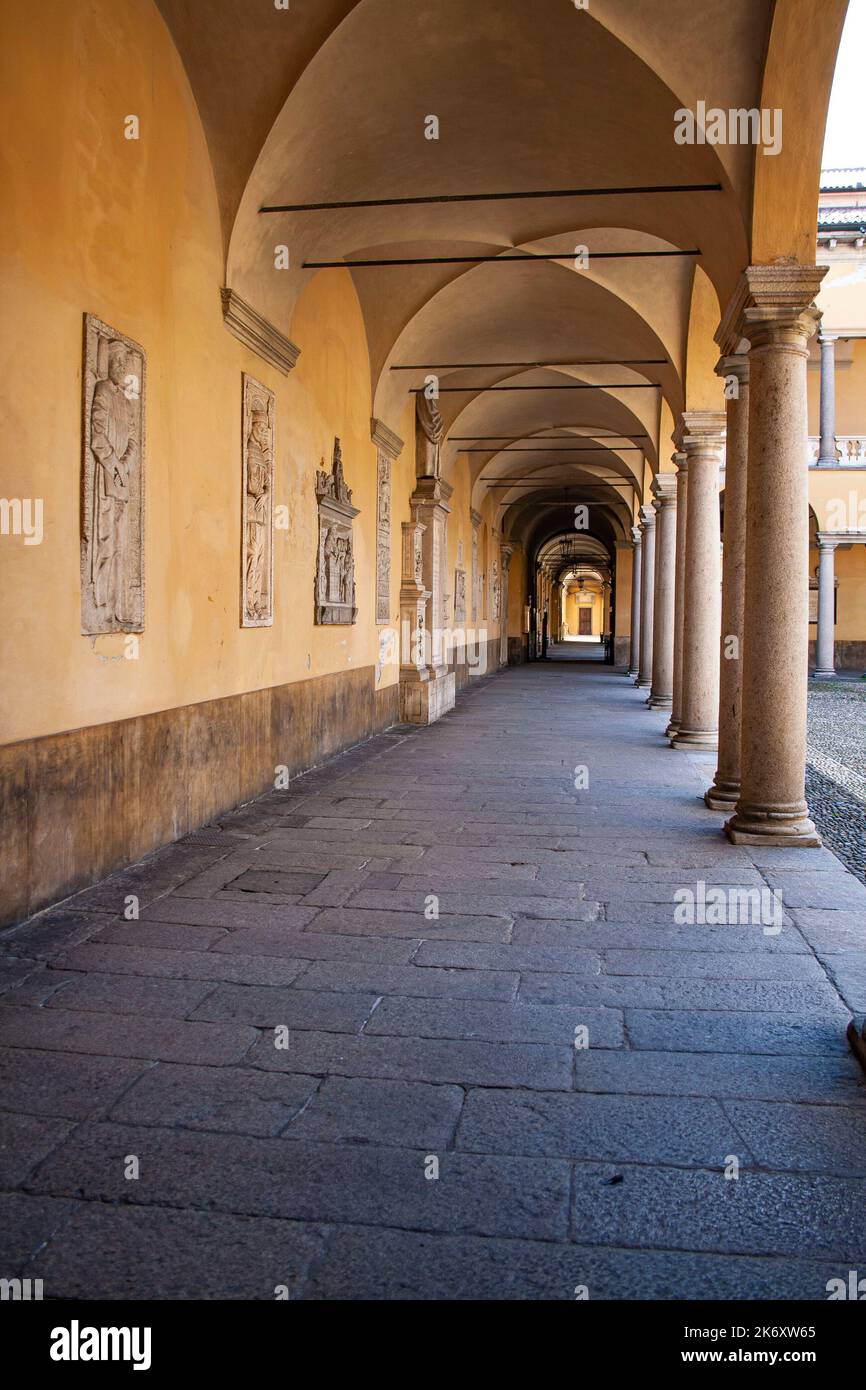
[807,679,866,884]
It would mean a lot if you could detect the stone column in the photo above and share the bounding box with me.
[706,354,750,808]
[671,413,725,750]
[648,473,677,709]
[814,535,837,678]
[817,333,838,468]
[666,453,688,738]
[723,264,825,847]
[636,505,656,688]
[628,524,641,676]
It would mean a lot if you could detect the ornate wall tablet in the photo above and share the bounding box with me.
[241,374,275,627]
[81,314,145,634]
[315,438,359,625]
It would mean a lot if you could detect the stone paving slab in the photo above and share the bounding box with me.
[457,1088,747,1167]
[2,661,866,1299]
[27,1123,572,1242]
[568,1162,866,1261]
[300,1227,845,1301]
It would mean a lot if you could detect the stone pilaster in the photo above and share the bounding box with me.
[648,473,677,709]
[706,355,749,808]
[500,543,514,666]
[400,478,456,723]
[671,412,725,751]
[721,263,826,846]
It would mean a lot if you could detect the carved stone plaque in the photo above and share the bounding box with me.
[81,314,145,634]
[241,374,274,627]
[376,450,391,624]
[315,438,359,624]
[454,568,467,625]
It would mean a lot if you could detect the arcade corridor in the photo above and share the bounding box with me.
[2,661,865,1299]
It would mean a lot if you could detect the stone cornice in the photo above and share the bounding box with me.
[370,418,404,459]
[817,530,866,546]
[221,288,301,375]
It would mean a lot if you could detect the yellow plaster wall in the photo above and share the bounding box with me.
[0,0,409,748]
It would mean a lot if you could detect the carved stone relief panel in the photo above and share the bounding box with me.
[471,524,479,623]
[81,314,145,634]
[315,438,359,625]
[454,568,467,625]
[241,373,274,627]
[376,449,391,624]
[491,558,501,622]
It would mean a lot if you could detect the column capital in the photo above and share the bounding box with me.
[672,449,688,475]
[715,353,750,387]
[470,508,483,530]
[817,331,839,345]
[639,503,656,529]
[651,473,678,505]
[677,411,726,457]
[816,532,842,549]
[631,524,642,546]
[500,542,514,570]
[716,263,826,354]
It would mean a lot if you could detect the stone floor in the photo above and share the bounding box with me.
[2,661,866,1300]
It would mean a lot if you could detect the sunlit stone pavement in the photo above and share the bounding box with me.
[1,662,865,1300]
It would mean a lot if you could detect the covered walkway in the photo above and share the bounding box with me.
[2,662,865,1300]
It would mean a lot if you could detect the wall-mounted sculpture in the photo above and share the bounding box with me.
[315,438,359,624]
[491,558,501,622]
[241,374,274,627]
[415,392,443,479]
[81,314,145,634]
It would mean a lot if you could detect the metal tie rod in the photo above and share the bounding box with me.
[260,182,723,213]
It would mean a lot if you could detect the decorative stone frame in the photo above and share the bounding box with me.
[315,438,359,625]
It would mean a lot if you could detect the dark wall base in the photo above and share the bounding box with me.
[614,636,630,668]
[808,639,866,672]
[1,669,398,928]
[508,636,526,666]
[450,636,505,691]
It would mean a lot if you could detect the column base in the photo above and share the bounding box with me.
[626,667,639,678]
[665,719,679,739]
[724,803,822,848]
[635,677,652,689]
[671,728,718,751]
[399,670,456,725]
[704,776,739,810]
[812,668,836,680]
[647,695,672,710]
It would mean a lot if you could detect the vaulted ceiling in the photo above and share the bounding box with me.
[156,0,846,560]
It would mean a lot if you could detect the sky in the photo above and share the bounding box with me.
[822,0,866,169]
